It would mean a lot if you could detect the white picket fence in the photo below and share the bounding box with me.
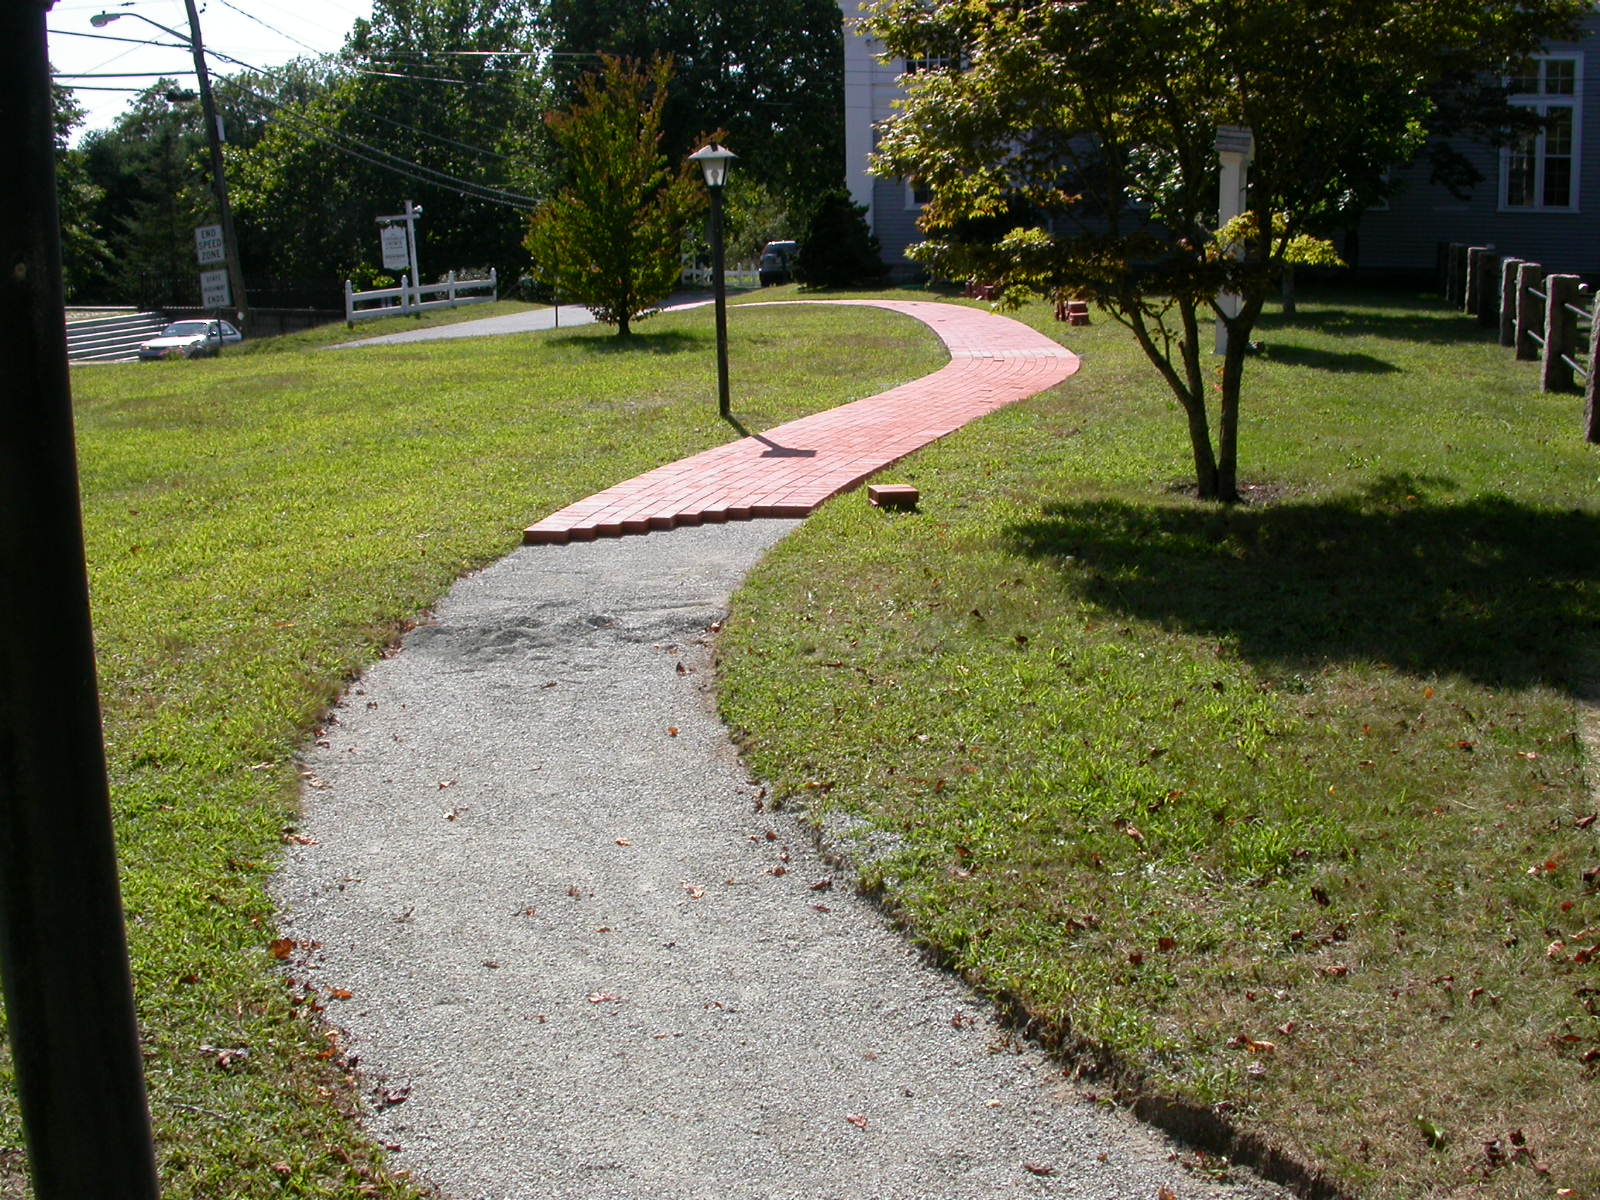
[344,269,498,325]
[680,261,761,289]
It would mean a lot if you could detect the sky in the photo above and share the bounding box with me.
[47,0,375,139]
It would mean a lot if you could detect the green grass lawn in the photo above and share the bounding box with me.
[0,302,946,1199]
[718,287,1600,1199]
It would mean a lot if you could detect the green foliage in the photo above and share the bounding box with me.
[78,84,213,306]
[540,0,845,213]
[684,175,798,263]
[229,1,547,304]
[524,56,704,336]
[865,0,1587,500]
[795,189,886,289]
[51,70,110,301]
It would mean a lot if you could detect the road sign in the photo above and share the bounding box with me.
[200,268,231,309]
[194,224,226,265]
[381,224,409,271]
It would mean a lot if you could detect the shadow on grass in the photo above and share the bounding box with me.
[1256,305,1478,346]
[1004,475,1600,690]
[1257,343,1400,374]
[549,330,701,355]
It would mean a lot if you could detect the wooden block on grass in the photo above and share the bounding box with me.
[868,484,920,510]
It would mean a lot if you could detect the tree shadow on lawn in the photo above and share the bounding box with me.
[1004,475,1600,691]
[1256,305,1480,347]
[1255,343,1401,374]
[548,329,701,355]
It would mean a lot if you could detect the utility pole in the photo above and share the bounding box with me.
[2,4,162,1199]
[91,3,251,328]
[182,0,250,328]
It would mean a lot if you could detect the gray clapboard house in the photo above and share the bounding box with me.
[842,0,932,271]
[1353,12,1600,278]
[842,2,1600,280]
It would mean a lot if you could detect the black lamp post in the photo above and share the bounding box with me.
[91,3,251,330]
[689,143,737,419]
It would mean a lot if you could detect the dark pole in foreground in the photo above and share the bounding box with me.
[709,184,731,419]
[0,6,162,1199]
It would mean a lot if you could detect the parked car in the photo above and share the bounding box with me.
[137,319,243,361]
[758,240,799,286]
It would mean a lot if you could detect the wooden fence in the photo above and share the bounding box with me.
[344,269,497,326]
[1441,241,1600,443]
[679,261,761,289]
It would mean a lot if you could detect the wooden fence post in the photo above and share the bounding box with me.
[1498,258,1523,347]
[1464,245,1494,315]
[1515,262,1545,361]
[1542,273,1581,393]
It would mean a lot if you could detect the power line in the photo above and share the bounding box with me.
[47,27,190,49]
[212,0,327,57]
[226,73,538,209]
[208,46,525,164]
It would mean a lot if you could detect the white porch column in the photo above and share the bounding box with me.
[1214,125,1254,355]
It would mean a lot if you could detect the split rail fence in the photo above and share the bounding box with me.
[1441,241,1600,443]
[343,269,497,326]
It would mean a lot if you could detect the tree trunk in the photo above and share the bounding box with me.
[1214,293,1265,503]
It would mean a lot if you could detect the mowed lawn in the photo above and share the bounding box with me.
[0,303,946,1200]
[719,289,1600,1200]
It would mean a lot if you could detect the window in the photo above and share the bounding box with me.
[906,178,933,209]
[1501,55,1581,211]
[903,54,955,74]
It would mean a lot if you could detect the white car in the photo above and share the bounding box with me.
[137,319,243,361]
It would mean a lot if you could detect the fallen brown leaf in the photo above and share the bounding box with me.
[1022,1161,1055,1177]
[845,1113,868,1131]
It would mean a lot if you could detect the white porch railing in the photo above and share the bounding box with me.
[344,269,498,326]
[679,261,761,289]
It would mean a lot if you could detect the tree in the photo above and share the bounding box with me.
[50,71,110,301]
[540,0,844,214]
[524,55,704,336]
[79,83,213,307]
[865,0,1587,501]
[795,189,885,288]
[229,0,548,305]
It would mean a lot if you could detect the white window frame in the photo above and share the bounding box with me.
[905,179,932,210]
[1499,53,1582,213]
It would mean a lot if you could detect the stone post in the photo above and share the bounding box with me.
[1464,245,1494,316]
[1515,262,1546,361]
[1498,258,1523,347]
[1472,247,1499,327]
[1541,273,1581,393]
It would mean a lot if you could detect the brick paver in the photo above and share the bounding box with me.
[522,300,1080,545]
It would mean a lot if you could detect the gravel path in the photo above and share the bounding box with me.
[275,522,1290,1200]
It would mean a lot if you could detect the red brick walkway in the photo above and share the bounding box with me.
[522,300,1080,545]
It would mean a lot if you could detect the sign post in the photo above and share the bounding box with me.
[194,223,225,266]
[196,224,230,312]
[200,268,231,311]
[376,200,423,312]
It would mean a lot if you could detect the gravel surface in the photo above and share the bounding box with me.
[275,521,1291,1200]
